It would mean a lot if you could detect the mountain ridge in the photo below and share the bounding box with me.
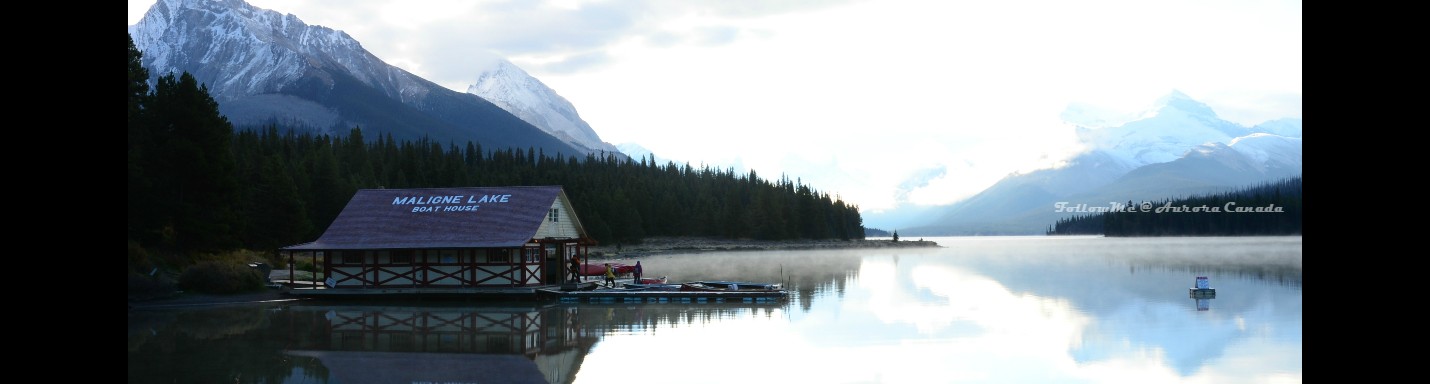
[466,57,621,155]
[893,91,1302,235]
[128,0,584,155]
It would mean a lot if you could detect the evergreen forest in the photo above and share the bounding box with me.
[128,33,864,275]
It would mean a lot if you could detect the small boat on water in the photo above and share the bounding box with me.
[679,281,784,292]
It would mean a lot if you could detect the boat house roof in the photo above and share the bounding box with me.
[284,186,580,250]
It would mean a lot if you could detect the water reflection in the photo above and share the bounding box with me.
[128,304,330,383]
[128,300,789,384]
[129,236,1301,384]
[295,303,587,383]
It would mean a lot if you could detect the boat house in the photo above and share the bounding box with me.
[281,186,593,289]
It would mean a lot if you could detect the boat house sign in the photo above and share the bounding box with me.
[392,194,512,213]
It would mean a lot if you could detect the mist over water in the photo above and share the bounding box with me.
[129,236,1302,384]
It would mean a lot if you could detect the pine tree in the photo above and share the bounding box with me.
[245,157,313,250]
[128,33,157,245]
[147,71,243,253]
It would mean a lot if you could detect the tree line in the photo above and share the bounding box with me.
[129,33,864,268]
[1046,176,1303,236]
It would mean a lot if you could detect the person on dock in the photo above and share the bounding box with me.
[633,261,643,283]
[568,255,582,282]
[604,263,617,287]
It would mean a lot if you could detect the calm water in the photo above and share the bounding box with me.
[127,236,1302,384]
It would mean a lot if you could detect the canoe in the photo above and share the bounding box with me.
[679,281,783,292]
[622,283,683,291]
[579,263,635,276]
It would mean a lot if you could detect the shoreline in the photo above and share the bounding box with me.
[585,236,939,259]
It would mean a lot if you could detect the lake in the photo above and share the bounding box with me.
[127,235,1302,384]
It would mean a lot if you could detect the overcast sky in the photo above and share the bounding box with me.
[127,0,1302,214]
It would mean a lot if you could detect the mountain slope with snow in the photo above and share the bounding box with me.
[128,0,581,155]
[466,58,619,155]
[1075,90,1252,166]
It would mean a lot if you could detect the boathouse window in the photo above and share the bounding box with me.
[388,250,412,264]
[525,247,541,263]
[550,208,559,222]
[439,249,458,264]
[340,251,364,264]
[486,249,510,263]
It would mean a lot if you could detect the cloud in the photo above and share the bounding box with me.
[346,0,854,85]
[686,26,741,46]
[894,166,948,203]
[127,0,867,90]
[130,0,1301,218]
[530,51,615,74]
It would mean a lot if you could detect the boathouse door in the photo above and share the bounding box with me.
[544,243,562,284]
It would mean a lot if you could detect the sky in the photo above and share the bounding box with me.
[127,0,1302,216]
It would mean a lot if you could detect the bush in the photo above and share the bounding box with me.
[295,259,317,273]
[178,260,265,294]
[128,240,152,273]
[268,251,288,269]
[128,269,177,298]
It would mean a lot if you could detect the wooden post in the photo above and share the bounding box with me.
[286,251,294,287]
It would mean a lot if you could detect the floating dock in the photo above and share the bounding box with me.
[536,287,788,304]
[1189,276,1217,298]
[286,286,551,300]
[281,279,788,304]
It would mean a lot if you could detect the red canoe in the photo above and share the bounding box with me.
[579,263,635,276]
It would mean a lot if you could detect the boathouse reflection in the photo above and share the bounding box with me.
[285,303,590,384]
[282,301,785,383]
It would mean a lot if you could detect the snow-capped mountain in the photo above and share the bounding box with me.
[896,91,1303,235]
[128,0,581,155]
[1058,102,1138,130]
[1075,90,1252,167]
[129,0,407,104]
[466,58,620,155]
[1228,133,1303,174]
[615,142,658,162]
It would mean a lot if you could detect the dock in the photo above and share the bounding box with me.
[1189,276,1216,298]
[1189,288,1216,298]
[282,278,788,304]
[286,286,554,300]
[536,287,788,304]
